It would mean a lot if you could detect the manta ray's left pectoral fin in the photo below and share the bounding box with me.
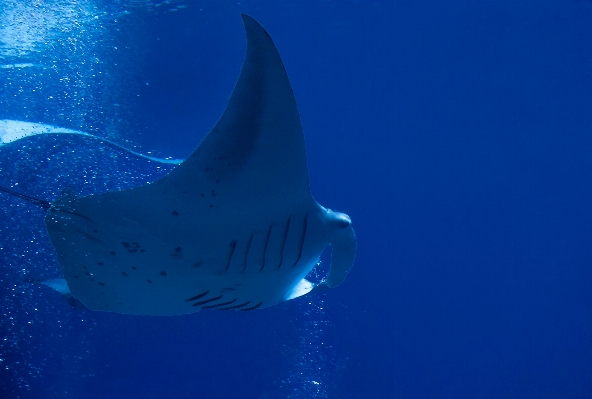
[26,277,89,310]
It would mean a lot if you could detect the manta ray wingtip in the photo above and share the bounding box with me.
[240,13,271,39]
[240,13,255,22]
[26,277,89,310]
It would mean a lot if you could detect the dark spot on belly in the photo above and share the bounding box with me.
[171,210,179,216]
[122,272,128,277]
[146,279,152,283]
[131,266,137,270]
[211,190,216,196]
[90,278,95,282]
[200,193,205,197]
[110,251,116,255]
[209,204,214,208]
[84,272,91,276]
[121,242,131,248]
[74,275,79,278]
[171,247,183,260]
[160,271,167,276]
[97,262,104,266]
[93,229,98,233]
[192,261,202,268]
[98,282,105,286]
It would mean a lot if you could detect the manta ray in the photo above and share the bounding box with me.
[1,14,356,315]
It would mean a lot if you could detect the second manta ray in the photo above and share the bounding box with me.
[32,15,356,315]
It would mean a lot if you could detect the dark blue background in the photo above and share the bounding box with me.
[1,1,591,398]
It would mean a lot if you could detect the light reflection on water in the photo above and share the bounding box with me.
[0,0,187,152]
[0,0,189,63]
[0,0,103,60]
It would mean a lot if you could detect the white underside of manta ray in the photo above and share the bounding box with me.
[8,14,357,316]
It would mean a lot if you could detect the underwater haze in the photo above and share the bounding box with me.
[1,1,591,398]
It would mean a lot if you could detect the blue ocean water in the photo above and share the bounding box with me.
[1,1,591,398]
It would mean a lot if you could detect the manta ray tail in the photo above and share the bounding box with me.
[0,186,51,210]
